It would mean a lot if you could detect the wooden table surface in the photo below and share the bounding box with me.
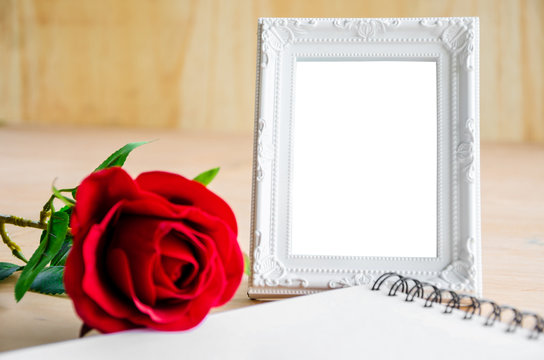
[1,125,543,352]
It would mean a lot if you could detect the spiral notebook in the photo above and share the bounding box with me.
[2,275,543,359]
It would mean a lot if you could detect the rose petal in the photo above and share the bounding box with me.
[151,268,226,331]
[117,195,243,298]
[65,202,139,333]
[119,197,188,219]
[135,171,237,235]
[65,248,135,334]
[160,256,197,287]
[117,249,227,331]
[175,208,243,305]
[107,215,162,306]
[81,203,143,319]
[153,221,214,299]
[111,250,193,328]
[72,168,141,238]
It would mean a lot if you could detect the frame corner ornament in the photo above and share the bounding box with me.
[434,237,476,291]
[439,18,476,71]
[251,230,309,288]
[260,18,318,68]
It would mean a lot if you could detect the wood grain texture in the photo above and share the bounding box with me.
[0,0,21,125]
[0,0,542,140]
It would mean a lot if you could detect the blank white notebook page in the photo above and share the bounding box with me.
[3,286,542,360]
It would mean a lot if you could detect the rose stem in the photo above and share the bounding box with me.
[0,215,48,263]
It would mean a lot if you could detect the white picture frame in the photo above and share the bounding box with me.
[249,17,481,299]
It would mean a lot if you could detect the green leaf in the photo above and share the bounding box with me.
[243,252,251,276]
[193,167,220,186]
[29,266,65,295]
[95,141,150,171]
[58,205,73,217]
[50,235,72,266]
[52,185,76,207]
[15,211,69,302]
[0,262,22,280]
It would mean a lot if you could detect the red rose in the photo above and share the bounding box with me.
[64,167,243,333]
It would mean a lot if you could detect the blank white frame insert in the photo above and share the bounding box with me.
[291,60,437,258]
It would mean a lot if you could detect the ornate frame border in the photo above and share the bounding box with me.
[249,18,481,299]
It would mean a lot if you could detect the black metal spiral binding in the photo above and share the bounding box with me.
[371,272,543,340]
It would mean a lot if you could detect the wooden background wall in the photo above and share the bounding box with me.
[0,0,542,142]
